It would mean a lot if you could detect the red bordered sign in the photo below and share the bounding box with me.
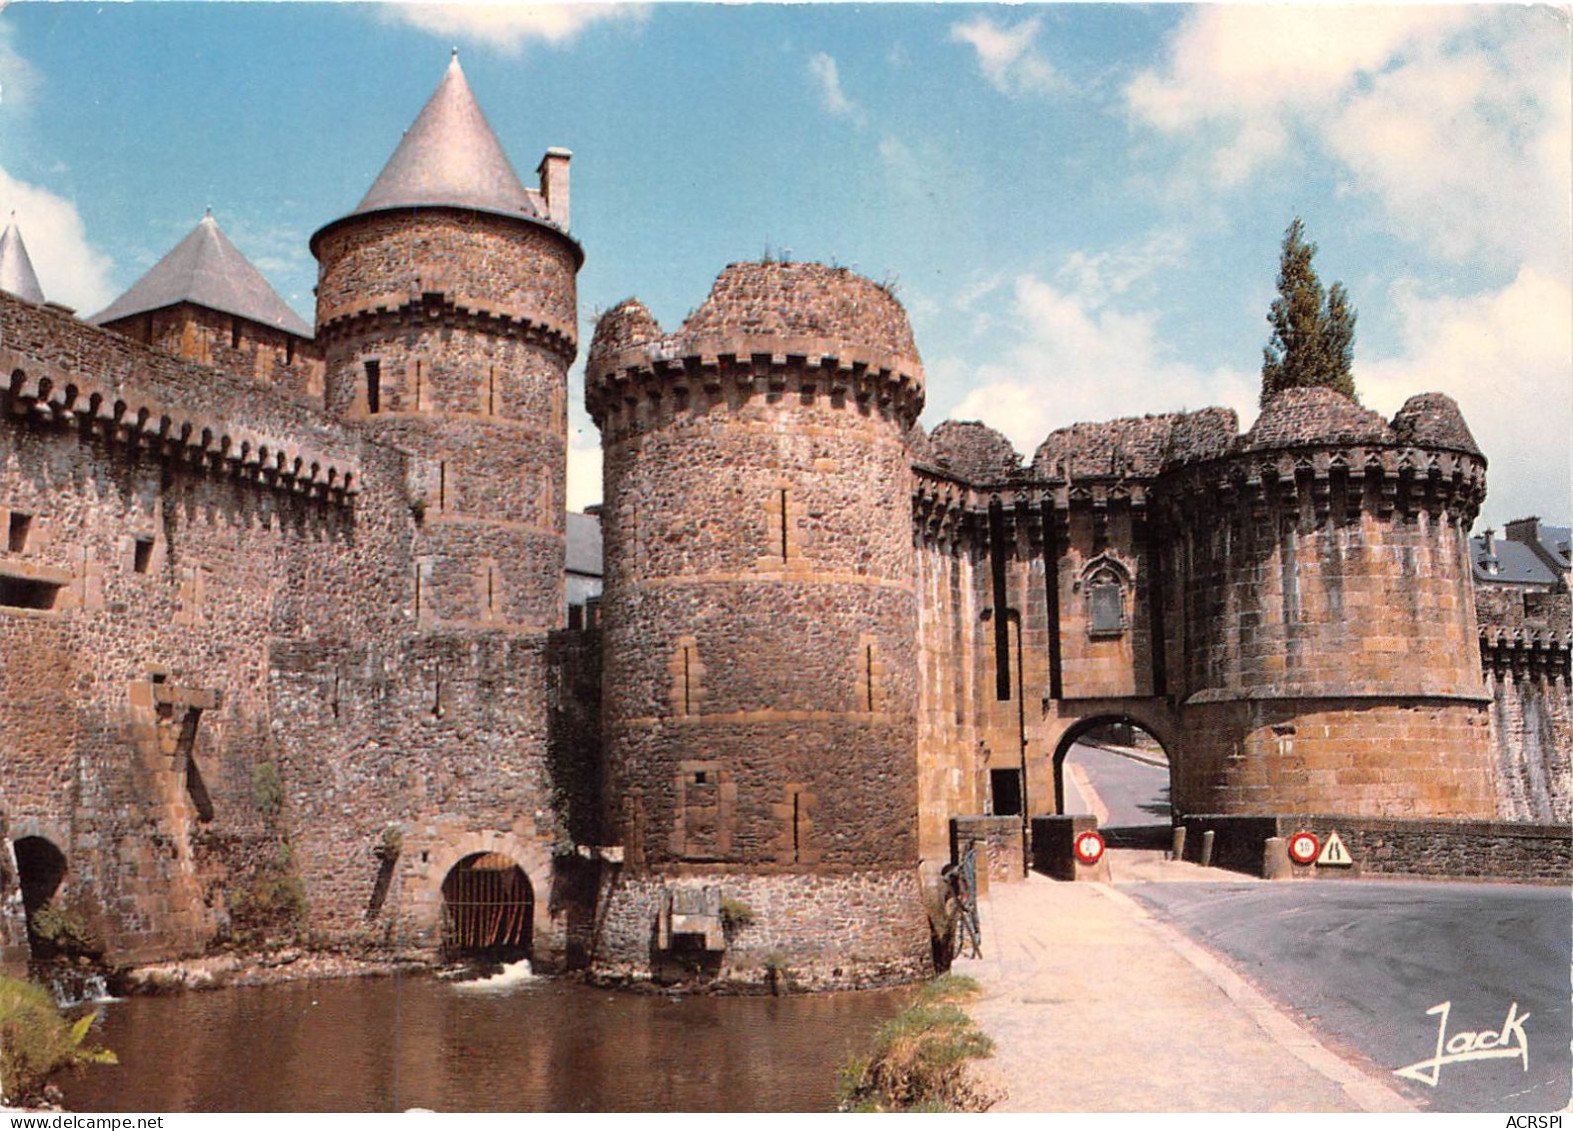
[1288,831,1321,865]
[1074,830,1105,865]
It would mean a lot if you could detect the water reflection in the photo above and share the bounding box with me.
[61,974,905,1112]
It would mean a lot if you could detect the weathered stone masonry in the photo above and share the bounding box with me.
[586,264,934,987]
[0,55,1565,989]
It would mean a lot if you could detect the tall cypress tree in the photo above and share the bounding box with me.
[1261,217,1358,406]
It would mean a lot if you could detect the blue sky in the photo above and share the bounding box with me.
[2,3,1567,527]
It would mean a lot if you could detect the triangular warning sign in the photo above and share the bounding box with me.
[1317,830,1353,867]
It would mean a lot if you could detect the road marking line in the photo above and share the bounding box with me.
[1066,761,1110,825]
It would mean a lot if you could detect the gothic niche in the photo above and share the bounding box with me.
[1079,554,1131,639]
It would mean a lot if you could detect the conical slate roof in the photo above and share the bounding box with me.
[91,211,312,337]
[0,217,45,304]
[352,53,537,220]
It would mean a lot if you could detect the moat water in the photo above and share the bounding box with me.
[59,968,906,1112]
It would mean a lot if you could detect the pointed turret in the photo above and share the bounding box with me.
[91,210,311,337]
[307,56,583,913]
[352,52,538,220]
[0,216,46,304]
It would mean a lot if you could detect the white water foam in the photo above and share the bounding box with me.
[450,958,535,993]
[51,972,121,1008]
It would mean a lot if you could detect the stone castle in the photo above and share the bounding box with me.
[0,59,1566,987]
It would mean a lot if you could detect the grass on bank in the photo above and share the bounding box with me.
[0,976,116,1108]
[837,974,996,1112]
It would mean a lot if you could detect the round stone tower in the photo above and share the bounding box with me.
[1158,387,1496,818]
[585,261,932,988]
[307,55,581,960]
[311,54,580,633]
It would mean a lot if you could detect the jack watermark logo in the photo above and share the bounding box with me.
[1394,1000,1530,1087]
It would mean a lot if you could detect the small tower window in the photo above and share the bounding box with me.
[858,634,883,712]
[230,318,242,349]
[669,636,703,716]
[365,360,382,414]
[7,512,31,553]
[286,338,296,366]
[133,537,154,574]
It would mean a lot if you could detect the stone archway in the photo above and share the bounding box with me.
[440,852,534,957]
[12,836,66,958]
[1052,715,1174,847]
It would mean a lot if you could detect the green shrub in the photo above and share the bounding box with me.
[29,900,104,959]
[251,761,285,817]
[719,897,754,934]
[375,825,402,860]
[228,847,307,941]
[0,977,115,1107]
[836,975,996,1112]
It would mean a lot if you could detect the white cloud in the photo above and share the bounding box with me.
[1126,7,1570,271]
[385,3,649,53]
[1323,21,1571,271]
[940,270,1256,458]
[1359,267,1572,528]
[808,52,863,123]
[0,168,115,314]
[1126,7,1464,130]
[950,15,1064,98]
[0,22,39,108]
[1055,230,1189,308]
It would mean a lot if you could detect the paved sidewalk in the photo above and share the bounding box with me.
[950,861,1416,1113]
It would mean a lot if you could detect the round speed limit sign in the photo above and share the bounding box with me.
[1288,831,1320,865]
[1074,830,1106,865]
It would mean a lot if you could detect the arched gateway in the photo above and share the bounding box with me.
[440,853,533,957]
[12,836,67,959]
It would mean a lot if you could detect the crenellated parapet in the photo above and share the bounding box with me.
[0,304,358,506]
[1478,585,1572,679]
[314,285,577,365]
[1157,389,1486,531]
[586,263,924,440]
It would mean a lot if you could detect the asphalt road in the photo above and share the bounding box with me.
[1124,880,1573,1112]
[1062,740,1171,834]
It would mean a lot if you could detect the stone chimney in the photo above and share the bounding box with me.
[537,148,572,231]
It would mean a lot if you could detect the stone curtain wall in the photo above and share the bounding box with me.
[591,870,931,990]
[0,292,394,964]
[1478,586,1572,822]
[1179,814,1570,882]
